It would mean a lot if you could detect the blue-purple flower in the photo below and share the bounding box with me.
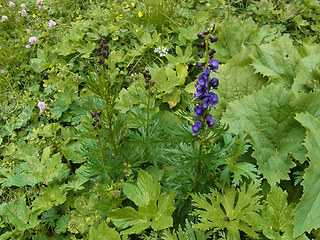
[206,114,216,128]
[209,58,219,72]
[192,121,203,135]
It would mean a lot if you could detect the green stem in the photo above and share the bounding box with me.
[194,140,204,192]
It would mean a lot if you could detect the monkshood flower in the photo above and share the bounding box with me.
[48,20,56,28]
[38,101,46,115]
[29,36,37,44]
[192,24,219,136]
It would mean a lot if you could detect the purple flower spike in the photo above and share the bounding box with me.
[192,121,203,135]
[209,58,219,72]
[203,92,218,108]
[194,103,206,118]
[206,114,216,128]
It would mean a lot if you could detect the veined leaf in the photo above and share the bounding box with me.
[293,113,320,237]
[110,170,175,234]
[192,182,261,239]
[222,84,306,185]
[89,221,121,240]
[250,186,308,239]
[251,36,300,87]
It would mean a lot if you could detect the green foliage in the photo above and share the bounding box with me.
[192,182,261,239]
[110,170,175,234]
[293,113,320,237]
[222,84,307,185]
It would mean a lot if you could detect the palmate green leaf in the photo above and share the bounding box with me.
[0,197,40,231]
[110,170,175,234]
[222,84,306,185]
[214,17,276,62]
[89,221,121,240]
[4,147,69,187]
[250,186,308,239]
[163,221,211,240]
[293,113,320,237]
[192,182,261,239]
[251,36,300,87]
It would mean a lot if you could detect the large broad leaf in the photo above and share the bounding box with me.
[251,36,300,87]
[192,182,261,239]
[214,18,276,62]
[293,113,320,237]
[222,84,306,185]
[110,170,175,234]
[214,48,267,117]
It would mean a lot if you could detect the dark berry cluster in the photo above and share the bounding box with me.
[192,24,220,136]
[142,69,155,96]
[97,34,109,69]
[91,111,102,137]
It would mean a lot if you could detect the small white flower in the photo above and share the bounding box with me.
[38,101,46,114]
[154,46,168,57]
[9,1,15,7]
[21,9,27,16]
[48,19,56,28]
[37,0,43,4]
[21,3,26,8]
[2,16,8,21]
[29,36,37,44]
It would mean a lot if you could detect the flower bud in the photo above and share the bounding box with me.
[97,111,101,116]
[150,91,154,96]
[151,81,155,86]
[95,117,99,122]
[196,62,203,68]
[98,59,103,65]
[92,121,96,126]
[145,84,149,90]
[209,35,218,43]
[98,123,102,128]
[211,24,216,30]
[198,52,204,58]
[200,42,206,49]
[203,29,209,35]
[91,112,96,118]
[197,32,204,39]
[209,48,216,56]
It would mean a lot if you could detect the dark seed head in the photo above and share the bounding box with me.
[98,123,102,128]
[197,32,204,39]
[209,48,216,56]
[198,52,204,58]
[91,112,96,118]
[97,111,101,116]
[196,61,203,68]
[209,35,218,43]
[203,29,209,35]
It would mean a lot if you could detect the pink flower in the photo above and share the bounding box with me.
[2,16,8,21]
[29,36,37,45]
[26,29,30,33]
[38,5,43,9]
[9,1,15,7]
[15,18,18,22]
[38,101,46,114]
[21,9,27,16]
[48,20,56,28]
[26,45,31,48]
[0,69,5,73]
[21,3,26,8]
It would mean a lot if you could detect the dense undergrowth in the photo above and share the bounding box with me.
[0,0,320,239]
